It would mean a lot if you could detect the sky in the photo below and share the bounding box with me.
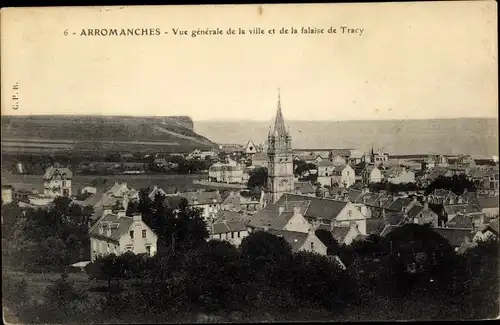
[1,2,497,122]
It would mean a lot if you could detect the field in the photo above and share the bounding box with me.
[1,171,208,193]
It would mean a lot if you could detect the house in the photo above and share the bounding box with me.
[472,218,499,242]
[266,228,328,255]
[2,185,13,205]
[426,155,450,169]
[188,149,216,160]
[244,139,258,155]
[443,204,482,223]
[164,190,223,224]
[332,164,356,188]
[210,220,249,247]
[209,159,246,184]
[89,210,157,261]
[43,166,72,198]
[427,189,459,205]
[372,151,389,165]
[321,221,363,245]
[330,149,352,161]
[247,201,312,233]
[331,155,347,166]
[221,190,260,212]
[406,201,439,226]
[249,193,368,235]
[148,185,167,201]
[384,166,415,184]
[478,196,499,218]
[363,165,384,184]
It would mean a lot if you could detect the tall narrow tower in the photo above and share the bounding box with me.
[267,89,294,204]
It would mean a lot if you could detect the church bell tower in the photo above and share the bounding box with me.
[267,89,294,203]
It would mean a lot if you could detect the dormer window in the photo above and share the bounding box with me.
[130,230,134,239]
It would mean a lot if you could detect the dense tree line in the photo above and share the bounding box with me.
[369,181,422,193]
[2,198,93,273]
[2,193,498,322]
[425,174,476,195]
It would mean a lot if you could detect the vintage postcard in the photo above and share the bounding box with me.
[1,2,498,323]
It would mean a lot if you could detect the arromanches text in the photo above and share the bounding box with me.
[80,28,161,36]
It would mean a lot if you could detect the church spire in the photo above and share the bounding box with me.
[272,88,287,137]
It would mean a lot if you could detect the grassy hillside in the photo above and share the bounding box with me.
[1,115,215,153]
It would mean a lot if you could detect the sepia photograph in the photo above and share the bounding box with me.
[1,2,498,323]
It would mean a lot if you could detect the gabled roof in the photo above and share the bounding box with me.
[429,189,458,200]
[444,204,480,216]
[266,229,310,252]
[249,193,349,229]
[445,214,475,229]
[385,197,414,212]
[89,214,136,242]
[317,160,335,167]
[43,167,72,180]
[211,220,247,235]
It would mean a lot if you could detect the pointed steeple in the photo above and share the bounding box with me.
[272,88,287,137]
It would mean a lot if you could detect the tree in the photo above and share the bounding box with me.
[425,174,476,195]
[294,159,309,176]
[247,167,268,189]
[240,231,292,262]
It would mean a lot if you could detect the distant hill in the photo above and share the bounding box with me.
[195,118,498,157]
[1,115,215,154]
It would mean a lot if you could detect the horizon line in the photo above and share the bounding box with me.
[1,114,498,123]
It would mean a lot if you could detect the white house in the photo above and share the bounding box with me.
[89,210,158,261]
[43,166,72,198]
[209,159,246,184]
[332,164,356,188]
[364,165,384,184]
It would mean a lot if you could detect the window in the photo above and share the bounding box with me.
[62,181,66,187]
[310,242,315,251]
[142,230,146,238]
[126,245,133,252]
[231,232,235,239]
[237,232,240,238]
[145,245,151,255]
[130,230,134,239]
[347,210,352,217]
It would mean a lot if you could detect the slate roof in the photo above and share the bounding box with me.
[366,218,387,235]
[445,214,475,229]
[385,197,414,212]
[478,196,499,209]
[215,210,253,224]
[248,193,348,229]
[43,167,73,180]
[346,189,364,203]
[330,226,349,242]
[406,203,425,218]
[489,218,499,233]
[266,228,310,252]
[294,181,316,195]
[429,189,458,200]
[211,220,247,235]
[89,214,135,243]
[444,204,480,216]
[317,160,335,167]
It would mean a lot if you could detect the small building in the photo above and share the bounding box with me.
[332,164,356,188]
[89,210,157,261]
[43,166,72,198]
[209,159,246,184]
[2,185,13,205]
[266,228,328,255]
[210,220,249,247]
[164,190,223,224]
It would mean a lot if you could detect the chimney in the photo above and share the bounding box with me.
[278,205,285,215]
[424,201,429,210]
[293,205,301,216]
[153,185,158,190]
[117,210,126,218]
[132,213,142,222]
